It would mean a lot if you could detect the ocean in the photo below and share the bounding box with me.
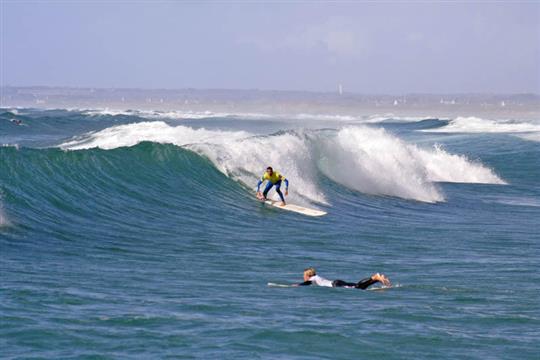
[1,90,539,359]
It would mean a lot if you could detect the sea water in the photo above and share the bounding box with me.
[1,96,539,358]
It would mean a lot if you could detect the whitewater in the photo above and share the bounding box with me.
[60,121,505,203]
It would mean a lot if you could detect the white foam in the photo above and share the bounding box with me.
[81,108,132,116]
[0,213,8,227]
[81,108,226,119]
[60,122,325,205]
[416,144,505,184]
[516,132,540,142]
[294,113,358,121]
[79,108,366,122]
[0,201,9,228]
[192,130,328,205]
[317,127,505,202]
[423,116,540,133]
[60,121,250,150]
[60,123,506,203]
[74,107,449,124]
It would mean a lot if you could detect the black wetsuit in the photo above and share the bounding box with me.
[298,277,378,289]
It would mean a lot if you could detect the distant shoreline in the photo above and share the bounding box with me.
[2,86,539,121]
[2,85,538,98]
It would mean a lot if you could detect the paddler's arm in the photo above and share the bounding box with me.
[292,281,312,287]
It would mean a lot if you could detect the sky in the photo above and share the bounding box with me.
[1,1,539,94]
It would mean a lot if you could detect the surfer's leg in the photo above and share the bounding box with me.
[263,182,274,199]
[355,278,378,289]
[275,181,285,202]
[356,273,391,289]
[332,279,357,288]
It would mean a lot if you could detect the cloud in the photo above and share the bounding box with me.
[239,17,370,59]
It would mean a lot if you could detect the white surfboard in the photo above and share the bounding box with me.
[268,282,395,290]
[267,282,294,287]
[261,199,327,217]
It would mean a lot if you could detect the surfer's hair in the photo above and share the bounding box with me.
[266,166,273,171]
[304,267,316,277]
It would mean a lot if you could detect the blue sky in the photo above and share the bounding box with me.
[2,1,539,94]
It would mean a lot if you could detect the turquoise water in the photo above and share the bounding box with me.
[1,108,539,358]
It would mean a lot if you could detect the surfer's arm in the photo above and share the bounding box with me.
[293,281,312,287]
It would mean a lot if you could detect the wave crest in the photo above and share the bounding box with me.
[317,127,504,203]
[60,122,505,203]
[423,116,540,134]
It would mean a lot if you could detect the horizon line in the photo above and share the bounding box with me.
[2,85,539,98]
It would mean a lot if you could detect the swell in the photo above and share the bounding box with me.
[58,122,506,204]
[0,122,511,233]
[0,143,248,232]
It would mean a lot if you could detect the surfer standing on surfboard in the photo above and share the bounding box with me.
[256,166,289,206]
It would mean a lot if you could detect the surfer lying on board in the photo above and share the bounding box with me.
[294,267,391,289]
[256,166,289,206]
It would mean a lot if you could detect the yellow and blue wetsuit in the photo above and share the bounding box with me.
[257,171,289,202]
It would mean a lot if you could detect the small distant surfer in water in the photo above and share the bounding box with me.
[256,166,289,206]
[10,119,23,126]
[294,267,391,289]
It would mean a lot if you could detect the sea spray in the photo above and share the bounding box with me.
[317,127,444,202]
[60,122,505,203]
[60,121,250,150]
[417,144,506,184]
[316,127,505,202]
[192,130,327,205]
[60,122,326,205]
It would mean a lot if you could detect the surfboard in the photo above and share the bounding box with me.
[260,198,327,217]
[268,282,394,290]
[267,282,294,287]
[366,286,393,291]
[268,282,393,290]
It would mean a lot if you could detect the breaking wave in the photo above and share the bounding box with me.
[60,122,505,203]
[423,116,540,134]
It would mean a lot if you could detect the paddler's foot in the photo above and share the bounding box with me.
[372,273,391,287]
[280,202,286,206]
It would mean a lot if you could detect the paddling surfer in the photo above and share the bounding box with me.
[294,267,391,289]
[256,166,289,206]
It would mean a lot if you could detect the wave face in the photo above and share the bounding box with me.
[0,142,251,236]
[60,122,504,203]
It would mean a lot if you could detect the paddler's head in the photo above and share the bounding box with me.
[303,267,316,281]
[266,166,273,176]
